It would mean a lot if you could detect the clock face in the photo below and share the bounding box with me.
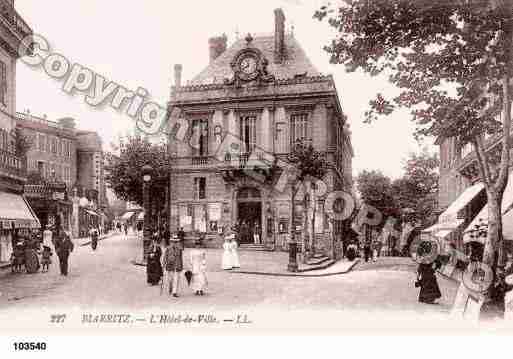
[239,56,258,76]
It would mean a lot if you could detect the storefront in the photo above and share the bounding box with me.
[78,208,99,237]
[462,177,513,258]
[423,182,486,252]
[0,192,41,263]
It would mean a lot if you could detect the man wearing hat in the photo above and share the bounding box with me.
[162,234,184,297]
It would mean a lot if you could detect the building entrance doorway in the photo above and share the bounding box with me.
[236,187,262,244]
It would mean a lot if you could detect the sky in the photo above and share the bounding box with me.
[15,0,433,179]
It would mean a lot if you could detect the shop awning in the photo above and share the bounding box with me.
[434,229,452,239]
[137,212,144,220]
[0,192,41,229]
[439,182,485,223]
[463,177,513,244]
[121,211,135,221]
[423,219,465,233]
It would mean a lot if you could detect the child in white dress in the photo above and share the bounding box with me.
[190,239,207,295]
[230,236,240,269]
[222,235,233,270]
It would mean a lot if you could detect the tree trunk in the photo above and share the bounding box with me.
[484,191,502,268]
[301,182,308,264]
[471,10,513,319]
[311,185,316,257]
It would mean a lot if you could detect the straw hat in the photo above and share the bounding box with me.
[226,233,236,240]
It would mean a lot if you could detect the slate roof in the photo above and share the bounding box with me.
[190,34,321,85]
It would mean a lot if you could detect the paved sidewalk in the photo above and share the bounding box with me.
[229,250,359,277]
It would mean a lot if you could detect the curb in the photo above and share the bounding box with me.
[131,260,147,267]
[229,259,359,278]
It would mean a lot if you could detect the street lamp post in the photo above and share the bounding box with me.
[288,184,299,272]
[142,164,152,263]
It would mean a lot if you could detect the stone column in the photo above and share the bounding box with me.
[227,109,237,137]
[261,107,272,153]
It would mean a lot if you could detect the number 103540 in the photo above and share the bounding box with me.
[13,342,47,351]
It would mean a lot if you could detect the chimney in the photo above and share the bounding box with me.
[208,34,228,63]
[274,8,286,64]
[174,64,183,88]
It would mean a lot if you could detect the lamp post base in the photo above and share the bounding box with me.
[287,242,298,272]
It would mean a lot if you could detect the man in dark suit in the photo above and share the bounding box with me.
[54,230,74,276]
[163,235,183,297]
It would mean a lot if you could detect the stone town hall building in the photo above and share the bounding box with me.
[167,9,353,257]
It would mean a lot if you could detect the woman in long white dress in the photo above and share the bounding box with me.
[230,235,240,269]
[222,235,233,270]
[190,239,207,295]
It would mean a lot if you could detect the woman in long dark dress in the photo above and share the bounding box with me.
[417,262,442,304]
[147,238,163,285]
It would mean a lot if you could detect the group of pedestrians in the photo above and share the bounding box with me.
[145,230,242,298]
[146,233,209,298]
[44,225,75,276]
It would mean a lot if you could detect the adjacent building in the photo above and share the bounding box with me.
[16,112,76,231]
[16,111,108,239]
[430,113,513,256]
[0,1,39,264]
[167,9,353,258]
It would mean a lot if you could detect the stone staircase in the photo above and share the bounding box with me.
[238,243,271,251]
[298,254,336,272]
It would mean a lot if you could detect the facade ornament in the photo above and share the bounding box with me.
[225,43,275,87]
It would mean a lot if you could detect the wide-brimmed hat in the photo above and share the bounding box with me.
[226,234,236,240]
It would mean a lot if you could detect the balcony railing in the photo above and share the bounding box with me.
[24,182,68,200]
[24,184,51,198]
[191,156,209,166]
[0,1,32,38]
[224,152,270,169]
[0,149,25,179]
[16,112,66,130]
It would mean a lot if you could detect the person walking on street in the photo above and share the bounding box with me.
[162,225,171,247]
[162,234,183,297]
[254,223,261,245]
[190,238,208,296]
[55,231,74,276]
[43,225,53,249]
[372,237,381,262]
[415,242,442,304]
[146,237,163,286]
[177,227,185,248]
[364,237,372,263]
[41,245,53,273]
[230,234,240,269]
[90,226,99,251]
[222,235,233,270]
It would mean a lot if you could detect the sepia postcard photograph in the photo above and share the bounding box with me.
[1,0,513,354]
